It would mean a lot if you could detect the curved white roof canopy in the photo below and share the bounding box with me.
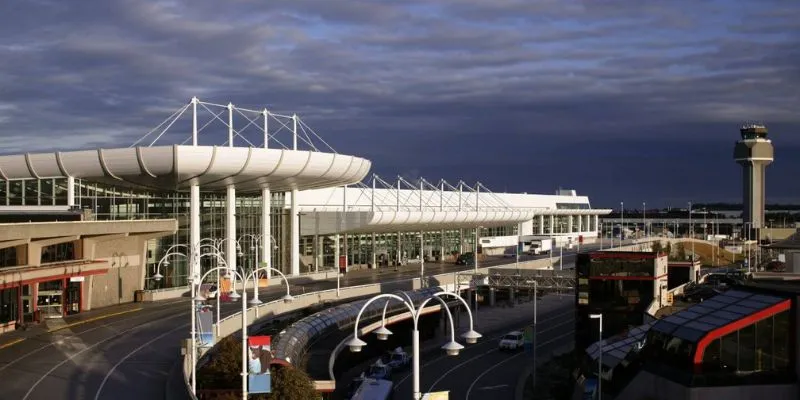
[0,145,371,193]
[300,210,537,235]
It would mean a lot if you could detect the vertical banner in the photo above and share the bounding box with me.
[248,335,273,394]
[196,304,214,348]
[523,325,534,354]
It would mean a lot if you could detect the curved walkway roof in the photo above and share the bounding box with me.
[0,145,371,193]
[271,287,442,367]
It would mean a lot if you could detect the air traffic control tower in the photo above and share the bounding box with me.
[734,124,773,234]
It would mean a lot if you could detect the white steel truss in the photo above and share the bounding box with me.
[129,97,337,153]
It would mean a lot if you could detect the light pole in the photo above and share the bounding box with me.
[642,202,646,238]
[589,313,603,400]
[193,266,249,400]
[620,201,624,243]
[473,227,481,273]
[688,201,694,262]
[346,291,481,400]
[153,251,189,282]
[532,280,538,387]
[744,222,752,272]
[246,265,294,308]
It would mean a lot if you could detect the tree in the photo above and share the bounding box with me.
[253,366,319,400]
[198,336,319,400]
[664,242,672,258]
[651,241,663,254]
[676,243,687,261]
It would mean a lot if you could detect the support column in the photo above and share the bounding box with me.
[568,215,574,233]
[397,232,402,267]
[343,233,349,273]
[313,234,319,273]
[577,214,583,232]
[594,215,600,234]
[290,189,300,276]
[190,184,200,278]
[225,185,237,273]
[489,288,496,306]
[371,233,377,268]
[459,229,464,254]
[538,215,545,235]
[334,234,340,272]
[67,176,75,207]
[261,188,271,278]
[549,215,555,235]
[440,229,445,263]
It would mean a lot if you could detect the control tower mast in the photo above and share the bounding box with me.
[734,123,773,238]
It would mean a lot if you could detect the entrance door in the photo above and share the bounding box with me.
[65,282,81,315]
[37,279,64,319]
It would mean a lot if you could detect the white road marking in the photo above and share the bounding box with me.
[478,384,508,390]
[93,324,187,400]
[425,317,574,393]
[393,306,573,389]
[0,299,185,372]
[465,329,575,400]
[21,313,184,400]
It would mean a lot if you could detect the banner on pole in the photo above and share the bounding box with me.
[248,335,273,394]
[196,304,214,349]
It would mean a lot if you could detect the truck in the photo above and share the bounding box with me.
[528,239,552,255]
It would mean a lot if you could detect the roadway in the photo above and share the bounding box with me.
[389,296,575,400]
[0,242,613,400]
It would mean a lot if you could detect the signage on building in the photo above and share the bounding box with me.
[69,276,85,282]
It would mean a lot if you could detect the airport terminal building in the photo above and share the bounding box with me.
[0,99,610,330]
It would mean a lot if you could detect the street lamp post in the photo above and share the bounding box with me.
[193,266,249,400]
[532,280,538,387]
[688,201,694,261]
[347,291,481,400]
[620,201,624,242]
[589,313,603,400]
[642,202,646,238]
[246,265,294,315]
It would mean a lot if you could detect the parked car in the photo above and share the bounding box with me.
[366,360,392,380]
[382,347,411,369]
[456,252,475,265]
[498,331,524,351]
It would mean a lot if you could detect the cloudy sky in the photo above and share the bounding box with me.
[1,0,798,207]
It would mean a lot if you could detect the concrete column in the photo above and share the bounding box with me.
[334,234,340,271]
[371,233,377,268]
[67,176,75,207]
[538,215,545,235]
[459,229,464,253]
[594,215,599,233]
[343,233,349,273]
[440,229,445,262]
[568,215,574,233]
[261,187,271,278]
[549,215,555,235]
[489,288,496,306]
[577,214,583,232]
[317,235,324,270]
[290,189,300,276]
[190,184,200,278]
[225,185,237,273]
[313,234,319,272]
[397,231,402,267]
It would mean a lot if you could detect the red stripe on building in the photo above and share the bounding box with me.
[589,273,668,281]
[0,261,109,289]
[589,252,658,260]
[692,299,791,364]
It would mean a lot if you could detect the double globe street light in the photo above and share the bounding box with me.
[346,291,481,400]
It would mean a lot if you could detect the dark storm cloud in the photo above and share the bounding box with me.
[0,0,798,206]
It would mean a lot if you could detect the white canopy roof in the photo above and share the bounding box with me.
[0,145,371,193]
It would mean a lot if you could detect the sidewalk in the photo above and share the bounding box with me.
[0,300,163,350]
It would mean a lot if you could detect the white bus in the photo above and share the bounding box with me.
[349,378,393,400]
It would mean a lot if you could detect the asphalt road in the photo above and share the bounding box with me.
[0,241,615,400]
[390,298,574,400]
